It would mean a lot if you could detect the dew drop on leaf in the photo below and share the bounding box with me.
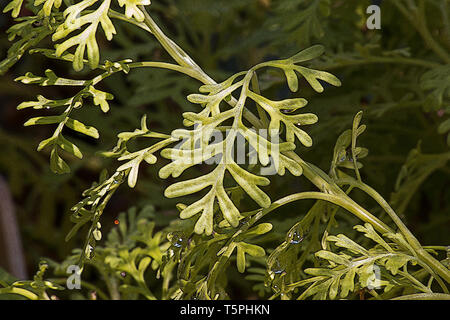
[287,225,304,244]
[168,231,187,248]
[269,258,285,277]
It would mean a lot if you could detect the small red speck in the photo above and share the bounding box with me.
[114,219,120,225]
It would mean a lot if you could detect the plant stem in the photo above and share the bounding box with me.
[0,287,39,300]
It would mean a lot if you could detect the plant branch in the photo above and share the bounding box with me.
[136,4,449,285]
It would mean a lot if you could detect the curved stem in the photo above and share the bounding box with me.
[138,6,213,83]
[92,61,207,85]
[0,287,39,300]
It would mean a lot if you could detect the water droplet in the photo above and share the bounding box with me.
[120,271,126,277]
[168,231,187,248]
[270,259,285,275]
[287,225,304,244]
[288,230,303,244]
[46,106,51,110]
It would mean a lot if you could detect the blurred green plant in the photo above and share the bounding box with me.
[0,0,449,300]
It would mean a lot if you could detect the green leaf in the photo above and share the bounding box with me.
[117,0,151,22]
[216,185,240,228]
[326,234,369,256]
[438,118,450,134]
[288,44,325,63]
[242,223,273,238]
[329,275,341,300]
[294,66,341,93]
[50,148,71,174]
[24,115,64,126]
[0,17,53,75]
[354,223,392,252]
[420,65,450,111]
[57,135,83,159]
[315,250,350,266]
[236,245,246,273]
[340,267,356,298]
[53,0,116,71]
[227,162,271,208]
[384,255,411,276]
[238,242,266,257]
[88,86,114,112]
[34,0,63,16]
[37,136,57,151]
[17,95,73,110]
[236,242,266,273]
[283,68,299,92]
[15,69,87,86]
[3,0,24,18]
[66,118,99,139]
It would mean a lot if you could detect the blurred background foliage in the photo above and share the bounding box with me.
[0,0,448,298]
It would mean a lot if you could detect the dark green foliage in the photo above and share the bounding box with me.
[0,0,449,300]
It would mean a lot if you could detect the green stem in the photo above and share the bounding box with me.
[138,7,213,83]
[0,287,39,300]
[92,61,207,85]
